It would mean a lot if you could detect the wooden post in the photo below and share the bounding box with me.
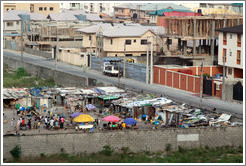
[193,18,197,58]
[211,20,215,64]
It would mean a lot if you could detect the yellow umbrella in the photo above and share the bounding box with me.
[73,114,94,123]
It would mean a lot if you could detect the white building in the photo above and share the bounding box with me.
[216,25,243,79]
[83,3,120,16]
[60,3,120,17]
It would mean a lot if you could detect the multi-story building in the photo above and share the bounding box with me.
[60,3,82,10]
[77,23,165,57]
[3,3,60,16]
[83,3,120,16]
[216,25,243,79]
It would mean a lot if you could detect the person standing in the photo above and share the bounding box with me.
[60,116,64,129]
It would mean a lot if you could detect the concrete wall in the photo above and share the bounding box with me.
[4,40,22,51]
[3,126,243,160]
[3,56,103,87]
[24,47,52,59]
[59,52,88,66]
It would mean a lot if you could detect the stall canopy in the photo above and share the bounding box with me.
[98,95,119,100]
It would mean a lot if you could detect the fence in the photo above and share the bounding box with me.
[24,47,52,59]
[91,57,147,82]
[233,81,243,101]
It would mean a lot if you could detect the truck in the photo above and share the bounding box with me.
[103,61,123,77]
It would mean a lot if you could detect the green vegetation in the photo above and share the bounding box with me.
[3,66,58,88]
[10,145,21,160]
[7,146,243,163]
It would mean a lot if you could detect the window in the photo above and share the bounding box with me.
[44,7,47,11]
[7,22,14,27]
[223,48,227,62]
[223,32,227,45]
[230,34,232,39]
[141,54,146,56]
[141,39,148,45]
[115,54,118,57]
[228,67,232,75]
[230,51,232,56]
[71,3,75,7]
[110,39,113,45]
[125,40,131,45]
[39,7,43,11]
[133,39,136,43]
[6,8,9,11]
[11,8,14,10]
[237,50,241,64]
[89,35,91,40]
[237,34,241,47]
[50,7,54,11]
[126,54,133,56]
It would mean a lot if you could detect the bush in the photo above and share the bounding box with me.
[165,144,172,152]
[100,145,114,156]
[15,67,29,78]
[10,145,21,159]
[40,153,46,158]
[178,146,185,153]
[203,73,210,79]
[121,147,130,155]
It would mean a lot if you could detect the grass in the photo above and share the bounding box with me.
[3,66,59,88]
[7,146,243,163]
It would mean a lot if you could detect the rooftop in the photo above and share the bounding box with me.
[114,3,189,11]
[147,8,192,16]
[215,25,243,34]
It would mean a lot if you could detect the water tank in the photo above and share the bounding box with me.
[18,14,30,33]
[74,14,86,22]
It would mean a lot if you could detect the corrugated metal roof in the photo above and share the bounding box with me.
[83,13,103,21]
[115,3,189,11]
[29,13,47,21]
[103,26,165,37]
[216,25,243,34]
[147,8,191,15]
[3,10,47,21]
[48,12,78,21]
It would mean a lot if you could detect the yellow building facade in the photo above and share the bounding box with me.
[3,3,60,16]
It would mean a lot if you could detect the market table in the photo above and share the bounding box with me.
[78,124,93,130]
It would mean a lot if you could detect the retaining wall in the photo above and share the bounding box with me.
[3,126,243,160]
[4,56,94,87]
[24,47,52,59]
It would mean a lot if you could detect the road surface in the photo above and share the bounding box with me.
[3,49,244,117]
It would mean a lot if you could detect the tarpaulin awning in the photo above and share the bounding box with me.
[73,114,94,122]
[102,115,121,122]
[98,96,118,100]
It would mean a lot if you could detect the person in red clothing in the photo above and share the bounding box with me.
[22,118,25,125]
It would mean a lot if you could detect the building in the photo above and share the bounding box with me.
[83,3,120,17]
[216,25,243,79]
[3,3,60,16]
[147,8,200,24]
[114,3,189,22]
[60,3,82,10]
[77,23,166,57]
[231,3,243,15]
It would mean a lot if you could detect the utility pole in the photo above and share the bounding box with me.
[113,3,116,23]
[150,36,153,84]
[21,21,24,61]
[118,62,120,87]
[222,55,226,100]
[90,38,92,69]
[146,38,149,84]
[211,20,215,65]
[123,41,126,77]
[55,22,59,70]
[199,62,204,108]
[95,33,98,57]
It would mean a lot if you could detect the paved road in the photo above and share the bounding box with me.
[3,49,243,116]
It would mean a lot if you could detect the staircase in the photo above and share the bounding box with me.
[156,34,171,56]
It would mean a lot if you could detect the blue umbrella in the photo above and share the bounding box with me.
[124,118,137,125]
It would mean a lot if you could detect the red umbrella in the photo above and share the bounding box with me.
[102,115,121,122]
